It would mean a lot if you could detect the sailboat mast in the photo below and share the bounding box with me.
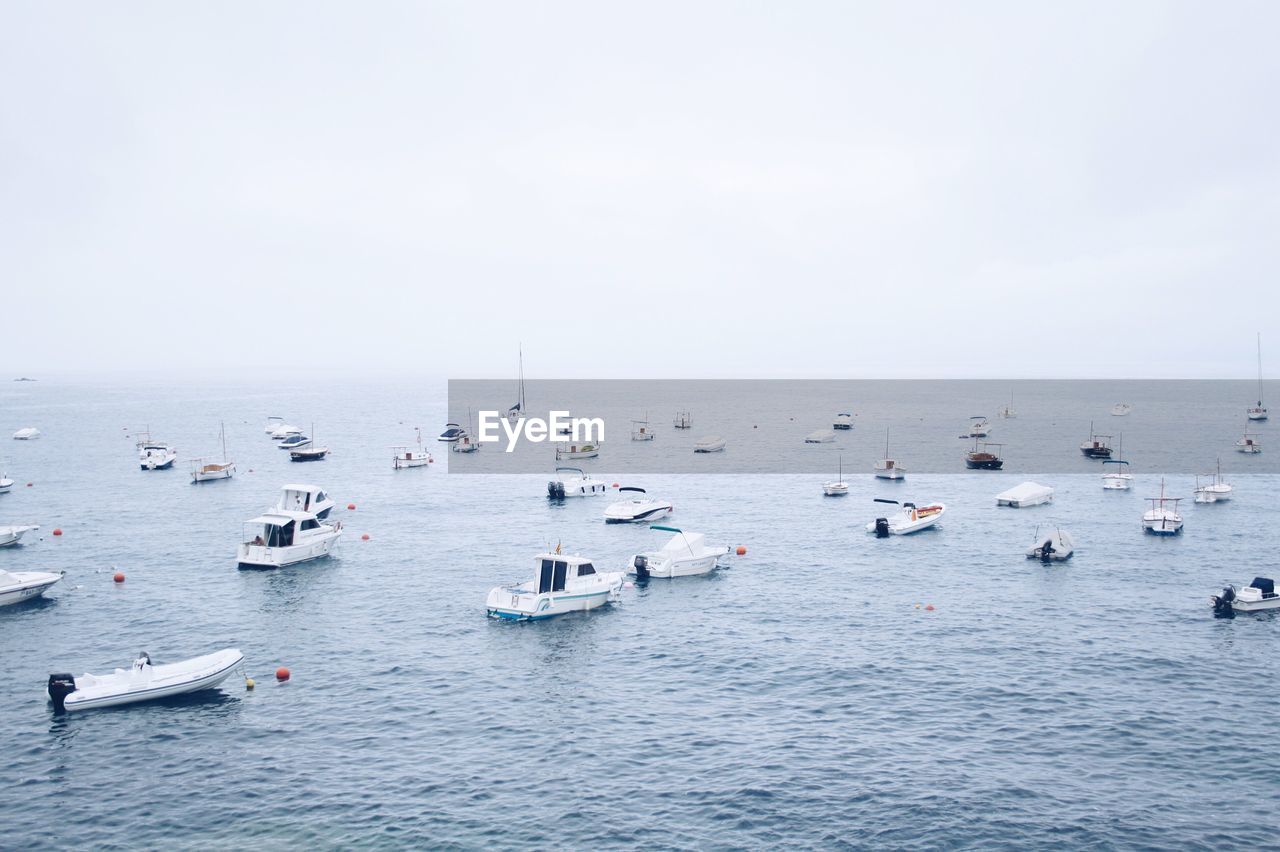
[518,344,525,410]
[220,421,227,461]
[1258,332,1265,405]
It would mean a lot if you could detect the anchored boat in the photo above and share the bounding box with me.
[965,441,1004,470]
[46,648,243,713]
[0,524,39,547]
[1142,480,1183,535]
[627,526,728,579]
[237,509,342,569]
[1080,422,1113,458]
[823,456,849,496]
[996,481,1054,508]
[547,467,609,499]
[1026,528,1074,562]
[1194,459,1233,503]
[191,421,235,482]
[1248,332,1268,421]
[604,487,673,524]
[485,552,624,620]
[392,428,433,469]
[0,567,62,605]
[1212,577,1280,616]
[867,499,945,536]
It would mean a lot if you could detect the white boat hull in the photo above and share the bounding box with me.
[823,482,849,496]
[393,454,431,469]
[867,505,945,535]
[629,552,723,578]
[1142,515,1183,535]
[486,579,622,620]
[0,525,38,547]
[1247,409,1268,421]
[0,571,62,606]
[192,465,234,482]
[52,649,243,712]
[237,529,342,569]
[604,502,673,524]
[1102,474,1133,490]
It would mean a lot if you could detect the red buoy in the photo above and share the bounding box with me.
[735,546,747,556]
[275,667,290,681]
[52,528,63,536]
[361,533,370,541]
[26,482,33,487]
[612,482,620,488]
[113,572,125,583]
[347,503,356,510]
[925,604,936,612]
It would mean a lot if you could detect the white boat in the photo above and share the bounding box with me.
[604,487,673,524]
[874,428,905,480]
[1248,332,1268,421]
[485,552,624,621]
[546,467,609,499]
[12,427,40,440]
[996,481,1054,508]
[631,418,655,441]
[1026,528,1074,562]
[1111,403,1132,416]
[833,413,853,430]
[1142,480,1183,535]
[392,428,433,468]
[237,510,342,569]
[1212,577,1280,616]
[1102,459,1133,490]
[0,567,63,606]
[999,392,1017,419]
[264,416,285,434]
[967,416,990,438]
[507,345,526,422]
[867,499,945,536]
[627,526,728,579]
[673,411,692,429]
[0,524,39,547]
[136,432,177,470]
[438,423,467,442]
[0,472,13,493]
[46,648,244,713]
[269,423,302,440]
[278,433,311,451]
[273,484,335,520]
[452,434,480,453]
[1194,459,1232,503]
[805,429,836,444]
[556,443,599,460]
[694,436,726,453]
[1236,427,1262,454]
[823,456,848,496]
[191,421,235,482]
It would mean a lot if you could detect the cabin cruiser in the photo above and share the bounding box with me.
[273,484,335,520]
[1142,480,1183,535]
[833,413,853,430]
[269,423,303,440]
[393,429,433,468]
[823,456,848,496]
[694,436,726,453]
[0,524,39,547]
[1080,422,1113,458]
[547,467,609,499]
[1026,528,1074,562]
[867,499,945,536]
[627,526,728,579]
[996,481,1054,508]
[485,552,624,620]
[673,411,692,429]
[604,487,673,524]
[46,648,244,713]
[1194,460,1233,503]
[1102,460,1133,490]
[1212,578,1280,616]
[137,435,177,470]
[965,441,1003,470]
[556,443,599,461]
[966,416,990,438]
[12,427,40,440]
[0,567,63,606]
[278,433,311,451]
[1111,403,1132,416]
[805,429,836,443]
[1236,429,1262,454]
[438,423,467,442]
[237,509,342,569]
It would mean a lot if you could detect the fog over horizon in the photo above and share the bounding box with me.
[4,2,1277,380]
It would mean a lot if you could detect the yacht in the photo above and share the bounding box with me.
[694,436,726,453]
[823,456,849,496]
[627,526,728,579]
[237,509,342,569]
[1110,403,1132,416]
[264,416,285,434]
[867,499,945,536]
[1079,422,1113,458]
[0,524,39,547]
[273,484,336,520]
[438,423,467,443]
[1248,332,1268,421]
[269,423,303,440]
[12,427,40,440]
[1026,528,1074,562]
[485,551,624,621]
[392,429,433,468]
[547,467,609,499]
[1212,578,1280,616]
[191,421,235,482]
[137,432,177,470]
[673,411,692,429]
[1193,459,1232,503]
[604,487,673,524]
[0,471,14,493]
[1236,427,1262,454]
[833,413,853,430]
[804,429,836,444]
[874,428,905,480]
[46,648,244,713]
[0,566,63,606]
[964,441,1003,470]
[1142,480,1183,535]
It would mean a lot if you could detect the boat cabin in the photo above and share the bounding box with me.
[277,484,330,514]
[533,553,598,593]
[243,512,323,548]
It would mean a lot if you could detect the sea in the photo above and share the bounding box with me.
[1,378,1278,849]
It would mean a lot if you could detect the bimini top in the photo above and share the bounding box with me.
[659,530,706,555]
[245,511,316,526]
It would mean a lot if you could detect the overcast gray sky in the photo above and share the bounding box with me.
[3,1,1277,379]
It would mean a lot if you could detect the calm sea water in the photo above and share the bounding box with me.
[2,379,1278,849]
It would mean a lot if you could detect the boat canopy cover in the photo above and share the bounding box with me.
[1251,578,1275,595]
[246,511,311,525]
[662,531,705,554]
[996,482,1054,503]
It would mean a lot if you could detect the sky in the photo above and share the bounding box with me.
[3,1,1278,379]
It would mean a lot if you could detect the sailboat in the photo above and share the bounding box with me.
[823,456,848,496]
[191,422,235,482]
[453,408,480,453]
[873,427,905,480]
[1101,434,1133,490]
[999,391,1017,419]
[290,423,329,462]
[507,346,526,423]
[1248,332,1268,421]
[1194,458,1233,504]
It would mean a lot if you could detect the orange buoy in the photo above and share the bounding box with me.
[361,533,370,541]
[113,572,125,583]
[925,604,935,611]
[347,503,356,510]
[52,528,63,536]
[735,545,747,556]
[612,483,620,488]
[26,482,33,487]
[275,667,290,681]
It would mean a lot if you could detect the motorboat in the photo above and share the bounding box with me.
[0,524,39,547]
[273,484,335,520]
[627,526,728,579]
[805,429,836,444]
[438,423,467,442]
[290,446,329,462]
[694,436,726,453]
[269,423,303,440]
[0,471,13,493]
[556,443,599,460]
[1194,459,1233,503]
[965,441,1003,470]
[874,427,905,480]
[966,416,991,438]
[1248,332,1268,421]
[136,432,177,470]
[1142,480,1183,535]
[485,552,624,621]
[277,433,312,451]
[506,345,526,423]
[1212,577,1280,616]
[237,509,342,569]
[604,487,673,524]
[833,413,853,430]
[0,567,63,606]
[631,418,655,441]
[1236,428,1262,454]
[264,416,285,434]
[996,481,1054,508]
[673,411,692,429]
[392,428,433,468]
[46,648,244,713]
[823,456,849,496]
[191,421,235,482]
[867,499,945,536]
[12,427,40,440]
[1079,422,1113,458]
[1026,528,1074,562]
[547,467,609,499]
[1102,459,1133,490]
[1111,403,1132,416]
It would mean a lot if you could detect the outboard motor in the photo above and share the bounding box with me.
[632,555,650,580]
[547,481,565,500]
[1039,539,1055,563]
[874,518,890,538]
[1212,585,1236,618]
[47,673,76,713]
